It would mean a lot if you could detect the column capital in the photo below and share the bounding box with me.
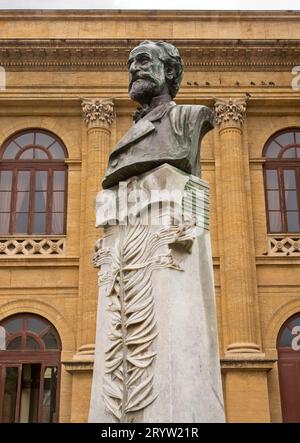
[214,96,248,129]
[81,98,115,129]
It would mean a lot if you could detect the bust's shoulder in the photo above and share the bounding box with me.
[168,104,214,129]
[170,104,214,119]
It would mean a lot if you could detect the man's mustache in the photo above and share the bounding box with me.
[129,73,158,90]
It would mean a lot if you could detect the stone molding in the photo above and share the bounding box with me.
[81,98,115,128]
[0,39,299,72]
[214,97,248,129]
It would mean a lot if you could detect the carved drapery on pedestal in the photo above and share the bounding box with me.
[75,98,115,359]
[214,96,262,355]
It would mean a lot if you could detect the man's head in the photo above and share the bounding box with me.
[128,40,184,105]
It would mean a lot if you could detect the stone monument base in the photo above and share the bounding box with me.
[89,164,225,423]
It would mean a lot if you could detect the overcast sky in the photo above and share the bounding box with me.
[1,0,300,10]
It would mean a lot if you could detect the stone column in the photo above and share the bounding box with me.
[214,97,261,355]
[76,98,115,359]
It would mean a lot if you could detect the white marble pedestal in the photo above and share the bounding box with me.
[89,164,225,423]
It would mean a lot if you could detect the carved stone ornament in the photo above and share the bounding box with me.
[214,97,248,129]
[93,221,196,422]
[81,98,115,127]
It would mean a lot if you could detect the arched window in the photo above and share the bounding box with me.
[0,314,61,423]
[277,313,300,422]
[0,129,68,235]
[263,128,300,233]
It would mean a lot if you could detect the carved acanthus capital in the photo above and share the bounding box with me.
[214,97,248,129]
[81,98,115,128]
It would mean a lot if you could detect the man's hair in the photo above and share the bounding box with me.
[133,40,184,98]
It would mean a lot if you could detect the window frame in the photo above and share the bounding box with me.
[0,129,68,236]
[263,128,300,234]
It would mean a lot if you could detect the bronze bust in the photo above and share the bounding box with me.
[102,40,214,189]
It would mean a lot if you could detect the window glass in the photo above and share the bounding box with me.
[265,141,281,158]
[279,327,293,347]
[26,336,40,351]
[276,132,295,147]
[15,213,28,233]
[4,318,23,334]
[19,149,34,159]
[269,212,282,232]
[284,170,296,189]
[42,332,58,350]
[17,171,30,191]
[7,336,22,350]
[0,171,12,190]
[266,170,278,189]
[33,213,46,234]
[53,171,65,190]
[2,142,20,159]
[0,213,9,234]
[2,367,19,423]
[35,133,55,148]
[287,212,300,232]
[27,317,47,334]
[48,143,64,159]
[42,367,58,423]
[14,133,34,148]
[34,149,48,160]
[282,148,296,158]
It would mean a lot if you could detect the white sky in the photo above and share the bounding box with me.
[0,0,300,10]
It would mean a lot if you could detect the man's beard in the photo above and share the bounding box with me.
[129,78,161,105]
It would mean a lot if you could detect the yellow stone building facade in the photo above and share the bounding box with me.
[0,10,300,423]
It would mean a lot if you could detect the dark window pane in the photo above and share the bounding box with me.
[26,336,40,350]
[283,170,296,189]
[20,364,41,423]
[28,317,47,334]
[2,142,20,159]
[35,171,48,190]
[19,148,34,159]
[267,190,280,210]
[287,212,300,232]
[17,171,30,191]
[290,317,300,328]
[53,171,65,191]
[269,211,282,232]
[35,132,55,148]
[296,131,300,144]
[285,190,298,210]
[15,133,34,148]
[34,192,47,211]
[282,148,296,158]
[0,171,12,190]
[266,170,278,189]
[2,367,19,423]
[265,141,281,158]
[4,318,23,334]
[279,327,293,347]
[42,332,58,349]
[34,148,48,160]
[42,367,58,423]
[0,213,10,234]
[297,148,300,158]
[15,213,28,233]
[51,213,64,234]
[16,191,29,211]
[48,142,64,159]
[7,336,22,350]
[53,192,64,212]
[276,132,294,147]
[0,192,11,211]
[33,213,46,234]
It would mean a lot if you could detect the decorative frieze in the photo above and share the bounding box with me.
[0,39,299,72]
[266,235,300,256]
[0,237,65,256]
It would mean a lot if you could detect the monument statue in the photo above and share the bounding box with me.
[102,40,214,189]
[89,40,225,423]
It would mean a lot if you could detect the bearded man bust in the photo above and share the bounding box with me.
[102,40,214,189]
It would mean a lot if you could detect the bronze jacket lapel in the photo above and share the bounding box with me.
[109,101,176,158]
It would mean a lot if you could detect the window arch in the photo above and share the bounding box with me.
[263,128,300,233]
[277,313,300,422]
[0,129,68,235]
[0,314,61,423]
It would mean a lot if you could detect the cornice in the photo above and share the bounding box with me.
[0,39,299,72]
[0,10,299,21]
